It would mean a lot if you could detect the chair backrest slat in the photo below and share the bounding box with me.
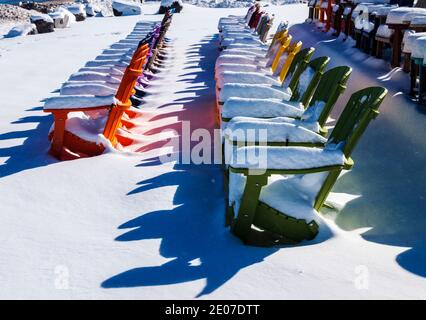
[328,86,387,157]
[285,47,315,95]
[308,66,352,127]
[298,56,330,106]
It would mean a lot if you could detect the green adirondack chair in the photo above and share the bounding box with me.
[283,47,316,94]
[226,86,388,246]
[289,56,330,105]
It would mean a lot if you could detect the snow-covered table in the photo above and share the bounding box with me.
[386,7,426,67]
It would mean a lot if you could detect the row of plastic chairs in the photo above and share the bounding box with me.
[217,1,277,50]
[215,12,388,246]
[43,11,174,161]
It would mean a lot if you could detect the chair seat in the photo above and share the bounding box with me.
[215,54,266,71]
[229,171,326,223]
[44,94,116,111]
[217,71,280,89]
[221,37,264,48]
[227,42,269,50]
[77,66,125,77]
[49,111,108,144]
[60,83,117,96]
[215,63,269,75]
[219,85,293,106]
[68,71,122,83]
[230,145,346,170]
[222,48,268,56]
[225,117,325,143]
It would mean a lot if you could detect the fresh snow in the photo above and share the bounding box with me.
[219,83,293,103]
[67,4,87,16]
[386,7,426,24]
[44,94,117,110]
[4,22,36,38]
[228,171,327,224]
[225,117,326,143]
[30,14,54,23]
[376,24,394,39]
[230,145,346,170]
[221,96,303,119]
[0,2,425,299]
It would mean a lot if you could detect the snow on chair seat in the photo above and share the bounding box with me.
[60,83,118,96]
[67,71,123,84]
[44,95,117,111]
[220,84,294,107]
[225,86,388,246]
[216,41,302,90]
[215,35,292,77]
[225,117,327,145]
[222,97,304,120]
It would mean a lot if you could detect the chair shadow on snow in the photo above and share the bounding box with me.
[102,35,330,297]
[287,23,426,278]
[0,109,55,178]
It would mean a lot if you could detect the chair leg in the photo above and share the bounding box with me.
[403,53,411,73]
[376,41,383,59]
[50,111,68,158]
[418,65,426,105]
[232,173,269,242]
[410,60,417,97]
[314,169,342,211]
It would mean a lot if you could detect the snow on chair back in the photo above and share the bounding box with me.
[296,56,330,106]
[285,47,315,95]
[308,66,352,131]
[328,87,387,158]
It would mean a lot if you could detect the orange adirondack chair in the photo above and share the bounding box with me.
[44,44,150,160]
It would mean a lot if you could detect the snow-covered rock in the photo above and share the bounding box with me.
[5,23,37,38]
[112,0,143,16]
[67,4,87,21]
[159,0,184,13]
[30,14,54,34]
[49,7,76,28]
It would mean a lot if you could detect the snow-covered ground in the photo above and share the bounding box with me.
[0,2,425,299]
